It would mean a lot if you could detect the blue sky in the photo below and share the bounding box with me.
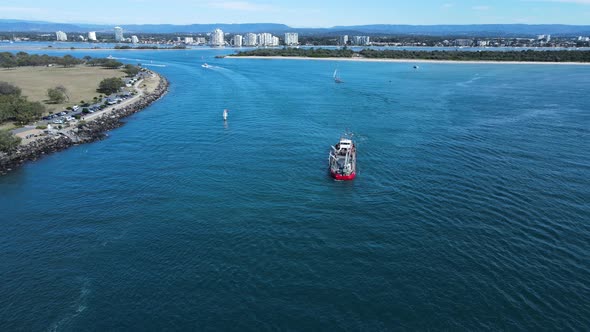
[1,0,590,26]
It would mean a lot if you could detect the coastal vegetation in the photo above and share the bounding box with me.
[0,52,84,68]
[98,77,125,94]
[122,64,140,77]
[234,48,590,62]
[0,52,131,133]
[0,82,46,125]
[0,129,21,153]
[46,86,68,104]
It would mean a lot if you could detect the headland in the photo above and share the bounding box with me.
[0,72,169,175]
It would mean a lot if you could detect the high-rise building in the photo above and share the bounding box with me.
[352,35,370,46]
[88,31,97,41]
[258,33,273,46]
[131,35,139,44]
[55,31,67,41]
[339,35,349,46]
[284,32,298,46]
[454,39,473,47]
[244,33,257,46]
[272,36,280,46]
[114,27,124,42]
[210,28,224,46]
[232,35,243,47]
[184,37,194,44]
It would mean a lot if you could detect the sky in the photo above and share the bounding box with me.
[1,0,590,27]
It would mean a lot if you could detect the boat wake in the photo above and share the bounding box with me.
[48,278,91,332]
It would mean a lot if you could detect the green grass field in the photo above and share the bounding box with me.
[1,65,126,115]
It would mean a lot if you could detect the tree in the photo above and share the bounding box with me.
[47,87,66,103]
[97,77,125,94]
[102,59,123,69]
[55,85,69,101]
[12,99,45,124]
[57,54,81,67]
[0,82,21,96]
[0,130,21,153]
[122,64,140,77]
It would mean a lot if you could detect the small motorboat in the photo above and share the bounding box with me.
[202,63,212,68]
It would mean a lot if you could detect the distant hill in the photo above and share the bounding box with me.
[1,19,590,36]
[0,20,290,34]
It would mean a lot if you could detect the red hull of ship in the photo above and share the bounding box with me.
[330,170,356,181]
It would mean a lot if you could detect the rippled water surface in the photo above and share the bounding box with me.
[1,49,589,330]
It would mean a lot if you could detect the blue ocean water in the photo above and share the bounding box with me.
[1,49,589,330]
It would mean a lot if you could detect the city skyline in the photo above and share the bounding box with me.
[1,0,590,26]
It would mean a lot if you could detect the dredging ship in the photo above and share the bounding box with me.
[329,136,357,180]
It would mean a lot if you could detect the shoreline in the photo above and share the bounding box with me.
[0,72,170,175]
[226,55,590,65]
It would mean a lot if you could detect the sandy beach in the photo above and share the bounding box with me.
[227,55,590,66]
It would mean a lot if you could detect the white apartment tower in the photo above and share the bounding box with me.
[232,35,243,47]
[131,35,139,44]
[88,31,97,41]
[271,36,280,46]
[258,33,273,46]
[244,33,257,46]
[55,31,67,41]
[284,33,298,46]
[339,35,349,45]
[114,26,124,42]
[210,28,225,46]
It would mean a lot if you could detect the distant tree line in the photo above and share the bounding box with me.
[234,48,355,58]
[0,52,131,69]
[0,52,84,68]
[234,48,590,62]
[358,49,590,62]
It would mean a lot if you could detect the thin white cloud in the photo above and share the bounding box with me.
[526,0,590,3]
[207,1,277,12]
[442,3,454,8]
[0,6,42,13]
[472,5,491,10]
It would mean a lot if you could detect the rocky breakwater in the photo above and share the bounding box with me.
[0,74,169,175]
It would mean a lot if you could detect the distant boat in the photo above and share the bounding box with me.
[413,65,419,69]
[107,55,114,59]
[223,109,228,121]
[333,69,343,83]
[202,63,212,68]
